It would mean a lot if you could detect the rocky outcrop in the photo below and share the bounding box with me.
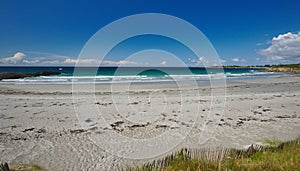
[0,72,60,80]
[265,67,300,73]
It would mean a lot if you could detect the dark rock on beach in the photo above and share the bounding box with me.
[0,72,60,80]
[0,162,9,171]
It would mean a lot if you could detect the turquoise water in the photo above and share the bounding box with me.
[0,66,288,84]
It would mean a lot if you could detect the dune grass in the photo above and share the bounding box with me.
[6,163,45,171]
[129,137,300,171]
[4,137,300,171]
[263,139,282,147]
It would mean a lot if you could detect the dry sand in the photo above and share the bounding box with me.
[0,75,300,170]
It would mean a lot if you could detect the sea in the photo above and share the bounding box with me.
[0,66,290,84]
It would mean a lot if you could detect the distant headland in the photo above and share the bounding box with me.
[220,63,300,73]
[263,63,300,73]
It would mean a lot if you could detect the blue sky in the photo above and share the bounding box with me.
[0,0,300,66]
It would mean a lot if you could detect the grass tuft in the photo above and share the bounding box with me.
[4,137,300,171]
[129,136,300,171]
[8,163,45,171]
[263,139,282,147]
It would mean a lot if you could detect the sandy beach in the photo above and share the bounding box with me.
[0,75,300,170]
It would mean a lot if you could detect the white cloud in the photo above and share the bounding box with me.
[160,60,167,65]
[116,60,137,65]
[241,59,247,63]
[63,58,102,65]
[23,59,40,64]
[42,60,62,65]
[63,58,78,64]
[219,59,227,63]
[199,57,207,64]
[0,51,141,66]
[231,57,247,63]
[188,57,226,66]
[188,58,196,63]
[231,58,240,62]
[258,32,300,62]
[64,58,138,66]
[101,60,138,66]
[1,52,26,64]
[0,51,75,65]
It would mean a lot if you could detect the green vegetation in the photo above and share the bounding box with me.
[129,137,300,171]
[4,163,45,171]
[3,137,300,171]
[270,63,300,69]
[265,63,300,73]
[263,139,282,147]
